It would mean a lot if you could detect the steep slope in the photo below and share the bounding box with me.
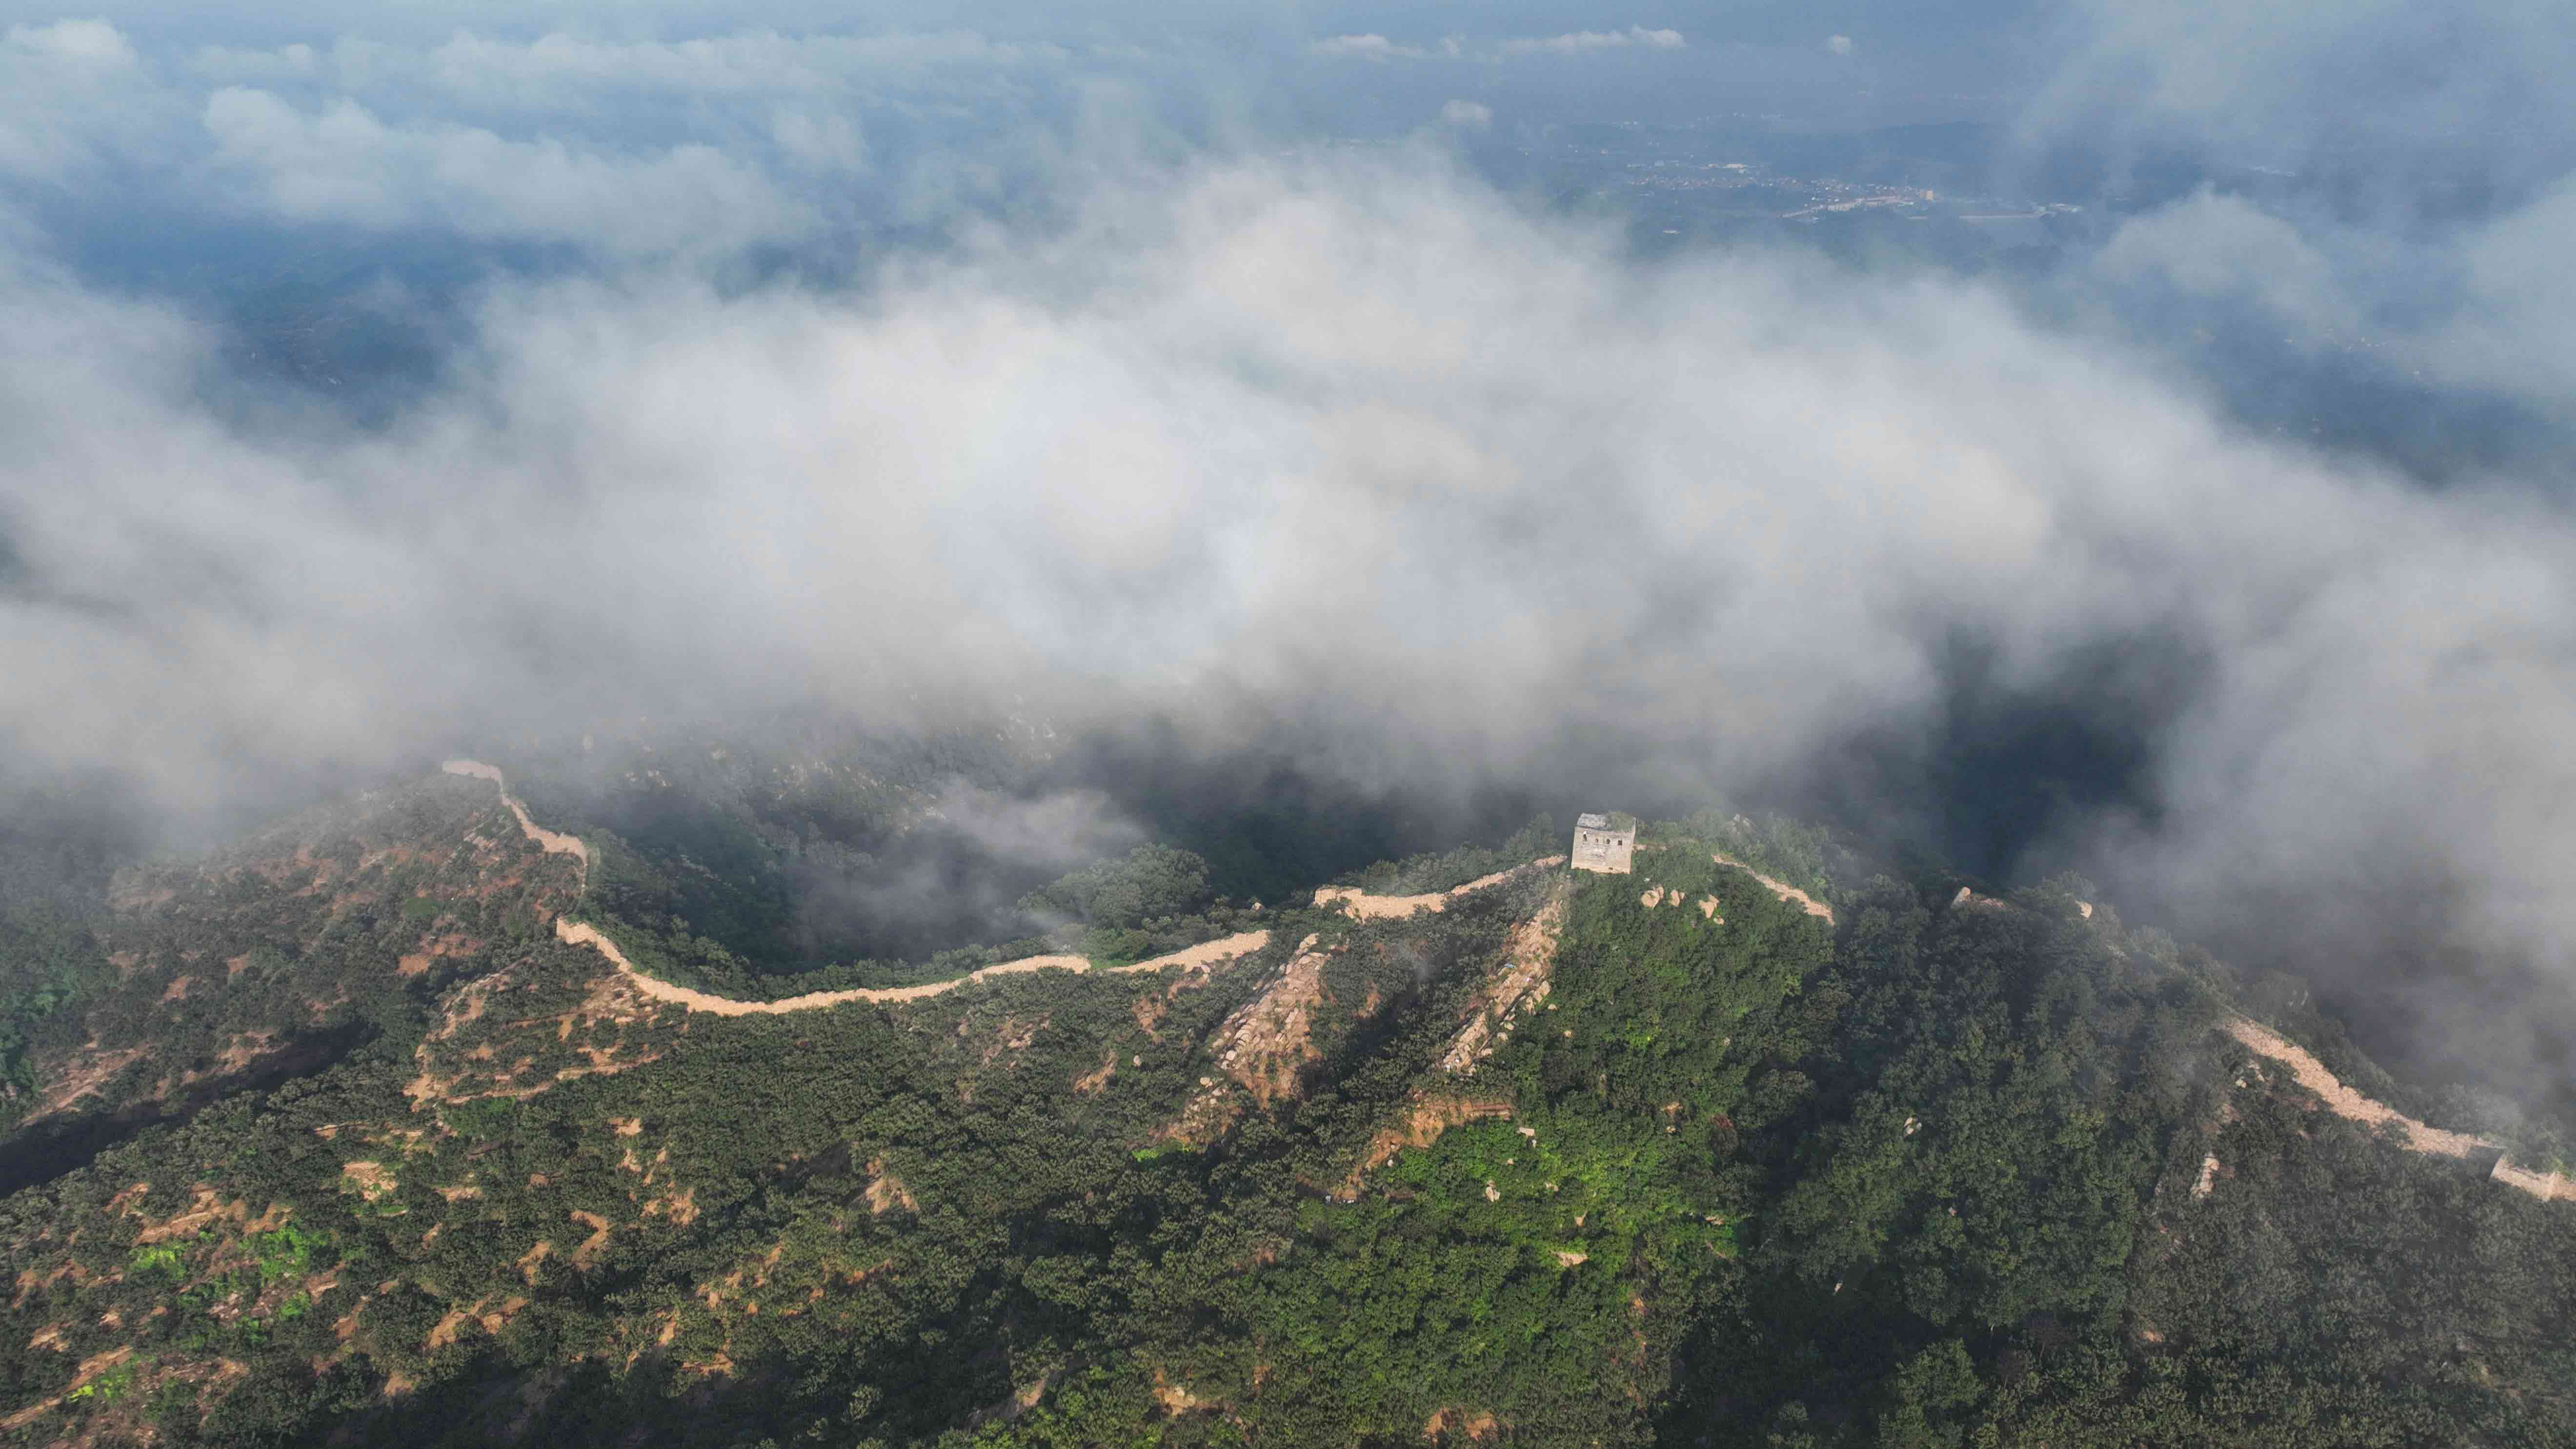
[0,776,585,1196]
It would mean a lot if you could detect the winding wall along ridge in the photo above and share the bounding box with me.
[441,760,1267,1015]
[1311,858,1567,919]
[440,759,592,872]
[1710,852,1835,924]
[441,760,2573,1195]
[2224,1017,2571,1202]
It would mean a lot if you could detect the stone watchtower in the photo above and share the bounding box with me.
[1571,813,1637,875]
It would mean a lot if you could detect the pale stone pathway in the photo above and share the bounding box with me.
[1311,858,1567,919]
[554,920,1271,1016]
[1710,852,1835,924]
[2224,1017,2571,1202]
[442,761,1267,1016]
[441,760,592,871]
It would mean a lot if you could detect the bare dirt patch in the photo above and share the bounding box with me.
[215,1031,277,1074]
[1073,1053,1117,1094]
[2193,1154,2221,1201]
[0,1347,135,1433]
[407,960,668,1107]
[396,930,479,981]
[10,1264,85,1313]
[422,975,500,1047]
[1153,1370,1219,1416]
[424,1307,474,1351]
[865,1161,917,1215]
[1422,1407,1500,1443]
[1132,994,1167,1039]
[136,1187,257,1244]
[975,1013,1048,1065]
[29,1044,148,1120]
[340,1162,399,1204]
[424,1295,527,1351]
[1338,1094,1515,1199]
[568,1210,614,1268]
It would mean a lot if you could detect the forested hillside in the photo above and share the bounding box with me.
[0,771,2568,1447]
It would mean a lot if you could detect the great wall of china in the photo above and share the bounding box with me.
[2221,1017,2572,1203]
[441,760,1268,1015]
[442,760,2574,1203]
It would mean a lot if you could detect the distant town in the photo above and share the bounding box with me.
[1507,117,2084,236]
[1609,157,2081,225]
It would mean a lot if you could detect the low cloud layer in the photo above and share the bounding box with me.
[1311,27,1683,62]
[0,18,1195,252]
[6,4,2576,1098]
[203,88,814,254]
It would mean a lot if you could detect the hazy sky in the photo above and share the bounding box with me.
[6,1,2576,1096]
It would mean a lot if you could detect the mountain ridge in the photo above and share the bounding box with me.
[0,762,2569,1447]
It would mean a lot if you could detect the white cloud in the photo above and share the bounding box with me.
[5,18,135,66]
[1314,27,1679,62]
[2024,0,2576,194]
[1311,34,1445,61]
[421,28,1054,101]
[1438,99,1491,129]
[770,106,867,170]
[1826,35,1855,56]
[2427,176,2576,403]
[0,19,181,181]
[2096,189,2359,339]
[189,40,316,82]
[10,157,2576,1067]
[1497,27,1684,57]
[0,21,1100,239]
[201,87,815,253]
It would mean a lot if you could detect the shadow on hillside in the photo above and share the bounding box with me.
[0,1021,376,1197]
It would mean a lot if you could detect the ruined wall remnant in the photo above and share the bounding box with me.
[2491,1153,2576,1201]
[1571,813,1635,875]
